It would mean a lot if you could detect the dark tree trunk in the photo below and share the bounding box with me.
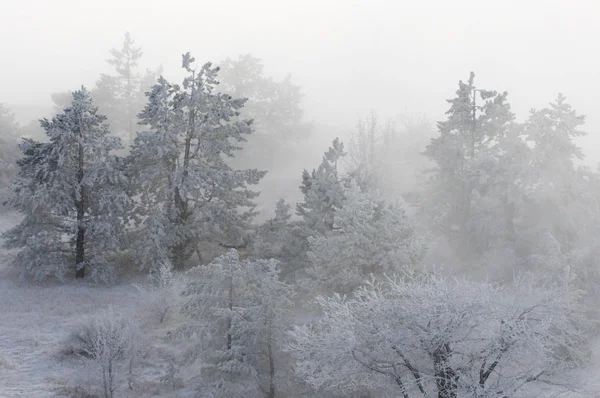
[226,268,233,351]
[75,218,85,278]
[267,325,275,398]
[75,119,86,279]
[434,343,458,398]
[171,79,195,270]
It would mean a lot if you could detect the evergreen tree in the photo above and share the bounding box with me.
[423,72,515,256]
[0,104,20,198]
[177,249,293,397]
[219,54,312,172]
[95,32,161,145]
[296,137,346,234]
[2,88,130,281]
[128,53,266,271]
[254,199,311,281]
[51,33,161,147]
[521,94,586,253]
[306,180,427,294]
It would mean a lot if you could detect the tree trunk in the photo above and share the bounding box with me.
[434,343,458,398]
[75,218,85,278]
[75,117,86,279]
[267,324,275,398]
[126,60,134,145]
[171,77,196,270]
[227,261,233,351]
[503,196,516,241]
[103,366,109,398]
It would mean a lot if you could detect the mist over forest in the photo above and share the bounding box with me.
[2,1,600,397]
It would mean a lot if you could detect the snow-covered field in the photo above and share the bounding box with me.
[0,212,141,397]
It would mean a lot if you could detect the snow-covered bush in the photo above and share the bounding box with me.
[289,272,590,397]
[67,307,142,398]
[134,261,184,325]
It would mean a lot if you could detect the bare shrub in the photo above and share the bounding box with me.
[134,261,184,324]
[67,307,140,398]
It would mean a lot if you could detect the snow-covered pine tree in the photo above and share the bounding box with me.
[218,54,312,172]
[253,199,311,282]
[307,180,427,295]
[94,32,161,146]
[0,104,20,199]
[128,53,266,271]
[177,249,293,398]
[522,94,586,253]
[423,72,515,256]
[51,33,161,147]
[296,137,346,234]
[2,87,131,281]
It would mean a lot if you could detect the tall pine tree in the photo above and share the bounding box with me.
[3,88,130,281]
[128,53,266,270]
[423,72,515,256]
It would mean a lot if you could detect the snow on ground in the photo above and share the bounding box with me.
[0,211,140,397]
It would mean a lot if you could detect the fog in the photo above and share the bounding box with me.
[3,0,600,162]
[3,1,600,397]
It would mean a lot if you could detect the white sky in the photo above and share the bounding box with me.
[1,0,600,163]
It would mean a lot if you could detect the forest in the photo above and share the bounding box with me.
[1,26,600,398]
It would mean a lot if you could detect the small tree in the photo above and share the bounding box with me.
[128,53,266,271]
[296,137,347,234]
[253,199,311,282]
[307,180,427,294]
[177,249,293,397]
[2,88,130,281]
[289,272,589,397]
[134,261,183,324]
[73,308,140,398]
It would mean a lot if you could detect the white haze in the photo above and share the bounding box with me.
[2,0,600,164]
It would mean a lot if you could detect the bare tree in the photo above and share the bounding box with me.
[289,272,590,397]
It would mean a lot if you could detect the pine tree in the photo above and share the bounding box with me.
[178,249,293,397]
[306,180,427,294]
[296,137,347,234]
[254,199,311,281]
[51,33,161,147]
[423,72,515,254]
[2,88,130,281]
[128,53,266,271]
[521,94,586,253]
[219,54,312,172]
[94,32,161,145]
[0,104,20,198]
